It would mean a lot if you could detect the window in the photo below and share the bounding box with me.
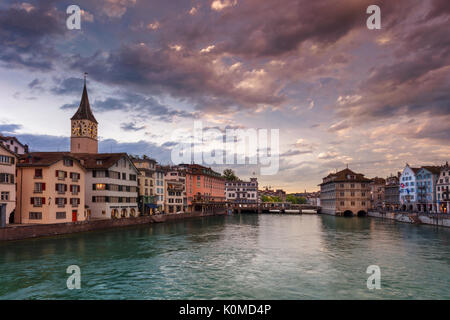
[0,155,13,164]
[34,182,45,193]
[56,170,66,180]
[56,212,66,219]
[70,185,79,195]
[96,160,103,165]
[1,192,9,201]
[31,197,45,207]
[0,173,13,184]
[64,159,73,167]
[29,212,42,220]
[56,198,66,207]
[56,184,66,194]
[70,172,80,181]
[94,183,106,190]
[34,169,43,178]
[71,198,80,207]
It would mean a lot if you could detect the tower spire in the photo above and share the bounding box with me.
[70,76,98,124]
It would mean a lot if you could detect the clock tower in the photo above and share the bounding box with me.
[70,77,98,154]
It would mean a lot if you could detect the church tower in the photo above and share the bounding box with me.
[70,75,98,154]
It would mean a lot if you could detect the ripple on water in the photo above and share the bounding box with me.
[0,214,449,299]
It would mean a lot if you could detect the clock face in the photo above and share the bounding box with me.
[72,121,97,138]
[72,123,82,136]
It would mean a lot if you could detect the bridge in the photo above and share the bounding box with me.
[229,202,321,214]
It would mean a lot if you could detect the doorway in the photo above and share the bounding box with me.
[72,210,77,222]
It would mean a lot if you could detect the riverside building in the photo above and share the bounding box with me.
[132,156,157,215]
[225,178,258,204]
[399,164,420,211]
[16,153,86,224]
[0,144,17,224]
[319,168,371,216]
[437,162,450,214]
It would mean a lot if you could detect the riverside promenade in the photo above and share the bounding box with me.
[368,210,450,228]
[0,210,227,241]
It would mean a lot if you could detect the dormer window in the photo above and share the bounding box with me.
[96,160,103,165]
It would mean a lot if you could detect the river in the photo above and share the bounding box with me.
[0,214,449,299]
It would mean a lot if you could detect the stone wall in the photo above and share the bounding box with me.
[368,210,450,227]
[0,210,226,241]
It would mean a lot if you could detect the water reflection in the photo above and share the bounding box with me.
[0,214,449,299]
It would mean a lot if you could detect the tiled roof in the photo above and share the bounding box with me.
[421,166,442,174]
[70,83,98,124]
[320,168,371,185]
[17,152,84,168]
[17,152,137,171]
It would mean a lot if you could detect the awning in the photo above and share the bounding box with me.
[145,203,158,209]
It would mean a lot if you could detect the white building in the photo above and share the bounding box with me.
[0,144,16,225]
[399,164,420,211]
[0,135,28,155]
[73,153,140,219]
[225,178,258,204]
[437,162,450,214]
[164,167,187,213]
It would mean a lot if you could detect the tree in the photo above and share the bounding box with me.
[223,169,239,181]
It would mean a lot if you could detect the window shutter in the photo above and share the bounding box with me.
[55,170,59,177]
[64,171,67,178]
[105,171,109,178]
[64,184,67,191]
[42,197,46,204]
[70,185,73,192]
[92,196,96,202]
[93,170,96,177]
[30,197,34,205]
[64,198,67,204]
[78,198,80,205]
[42,183,46,191]
[70,172,73,179]
[55,184,58,191]
[93,184,96,190]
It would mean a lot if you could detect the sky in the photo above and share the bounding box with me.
[0,0,449,192]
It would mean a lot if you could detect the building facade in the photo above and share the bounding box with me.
[132,156,157,215]
[77,153,139,219]
[16,153,86,224]
[319,168,371,216]
[370,177,385,210]
[155,165,165,212]
[0,144,16,224]
[416,166,441,213]
[399,164,420,211]
[0,135,28,155]
[437,162,450,214]
[225,178,258,204]
[385,174,400,210]
[164,167,187,213]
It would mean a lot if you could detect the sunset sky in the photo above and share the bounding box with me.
[0,0,449,192]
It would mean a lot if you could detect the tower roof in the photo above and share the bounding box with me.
[71,81,98,124]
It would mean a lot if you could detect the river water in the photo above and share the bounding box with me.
[0,214,449,299]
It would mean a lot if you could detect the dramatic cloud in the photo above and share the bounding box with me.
[0,0,448,191]
[0,0,65,69]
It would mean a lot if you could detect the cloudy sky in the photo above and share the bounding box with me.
[0,0,449,192]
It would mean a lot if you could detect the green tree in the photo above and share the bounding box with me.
[223,169,239,181]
